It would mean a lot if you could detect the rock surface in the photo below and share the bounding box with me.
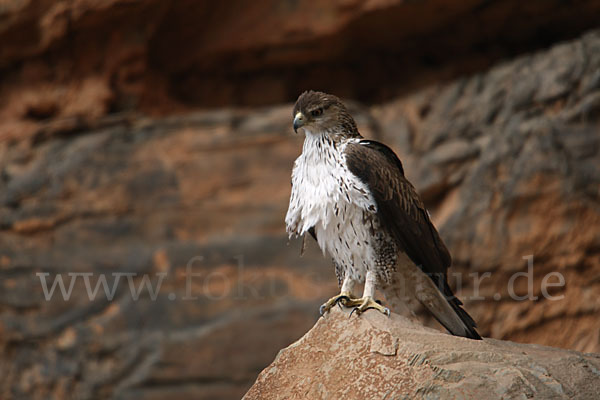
[244,307,600,400]
[2,0,600,140]
[375,30,600,352]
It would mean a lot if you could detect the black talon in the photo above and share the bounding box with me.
[320,294,353,316]
[334,295,351,311]
[319,304,327,316]
[349,307,360,318]
[338,295,350,304]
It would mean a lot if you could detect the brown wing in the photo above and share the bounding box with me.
[346,140,481,339]
[345,140,451,279]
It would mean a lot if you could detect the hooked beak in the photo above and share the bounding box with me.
[293,112,305,133]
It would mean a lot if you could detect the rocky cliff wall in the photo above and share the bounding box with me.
[1,2,599,399]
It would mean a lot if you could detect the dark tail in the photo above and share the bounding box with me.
[437,281,481,340]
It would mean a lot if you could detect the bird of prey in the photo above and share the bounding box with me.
[285,90,481,340]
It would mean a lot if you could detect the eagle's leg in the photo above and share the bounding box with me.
[319,276,359,315]
[347,271,391,316]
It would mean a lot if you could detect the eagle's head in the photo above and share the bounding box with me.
[292,91,360,139]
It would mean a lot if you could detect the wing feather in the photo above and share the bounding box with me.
[345,140,451,278]
[346,139,481,339]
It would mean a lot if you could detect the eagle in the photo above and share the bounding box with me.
[285,90,481,340]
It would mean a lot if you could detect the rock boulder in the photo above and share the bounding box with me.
[245,308,600,399]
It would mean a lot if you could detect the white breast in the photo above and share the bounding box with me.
[285,132,377,282]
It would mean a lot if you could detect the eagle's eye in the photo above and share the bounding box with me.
[310,108,323,117]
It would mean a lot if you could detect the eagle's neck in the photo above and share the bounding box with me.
[301,130,340,164]
[301,128,360,160]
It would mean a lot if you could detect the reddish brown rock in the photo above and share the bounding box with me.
[2,0,600,143]
[244,307,600,400]
[374,30,600,353]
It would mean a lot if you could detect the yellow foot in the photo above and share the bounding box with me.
[319,292,354,315]
[347,296,390,317]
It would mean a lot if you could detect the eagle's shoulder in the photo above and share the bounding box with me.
[346,139,404,176]
[344,139,451,276]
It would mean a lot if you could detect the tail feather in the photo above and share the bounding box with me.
[442,281,481,339]
[421,280,481,340]
[382,270,482,340]
[436,298,481,340]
